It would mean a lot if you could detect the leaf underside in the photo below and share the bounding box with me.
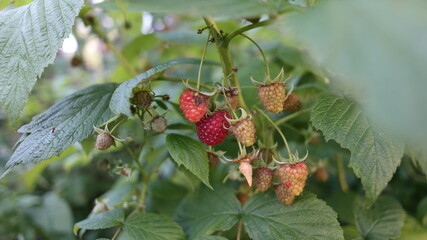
[3,83,118,175]
[0,0,84,123]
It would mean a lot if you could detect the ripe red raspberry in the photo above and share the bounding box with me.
[196,110,230,146]
[254,167,273,192]
[179,89,210,122]
[274,184,295,205]
[231,118,256,146]
[277,161,308,196]
[258,82,285,113]
[283,93,301,112]
[95,132,114,150]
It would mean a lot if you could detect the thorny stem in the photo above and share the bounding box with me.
[197,33,211,90]
[238,33,270,78]
[224,19,274,43]
[255,106,293,162]
[203,16,248,111]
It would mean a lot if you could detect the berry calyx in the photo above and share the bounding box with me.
[254,167,273,192]
[95,132,115,150]
[283,93,301,112]
[179,89,210,122]
[277,161,308,196]
[196,110,231,146]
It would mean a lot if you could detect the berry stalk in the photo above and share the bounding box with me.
[254,106,294,163]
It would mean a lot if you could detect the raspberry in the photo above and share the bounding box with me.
[313,166,328,182]
[232,118,256,146]
[274,184,295,205]
[179,89,210,122]
[239,160,253,186]
[254,167,273,192]
[151,116,167,132]
[196,110,230,146]
[258,82,285,113]
[132,90,153,109]
[95,132,114,150]
[277,161,308,196]
[283,93,301,112]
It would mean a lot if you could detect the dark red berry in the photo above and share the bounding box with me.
[196,110,230,146]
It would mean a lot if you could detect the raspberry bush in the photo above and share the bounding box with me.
[0,1,426,240]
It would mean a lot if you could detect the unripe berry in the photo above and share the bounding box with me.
[254,167,274,192]
[151,116,167,133]
[258,82,285,113]
[95,132,114,150]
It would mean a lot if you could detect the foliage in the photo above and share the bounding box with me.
[1,0,427,239]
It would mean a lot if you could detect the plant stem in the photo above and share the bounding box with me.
[111,227,121,240]
[274,108,310,126]
[203,16,248,111]
[91,18,138,77]
[236,221,243,240]
[255,106,293,162]
[238,33,270,78]
[336,153,349,192]
[224,19,274,43]
[197,33,211,90]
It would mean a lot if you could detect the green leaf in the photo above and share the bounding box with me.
[166,133,211,188]
[0,0,83,123]
[310,95,404,203]
[2,83,118,177]
[195,237,228,240]
[26,192,73,235]
[242,193,343,240]
[123,213,185,240]
[75,209,125,232]
[146,180,189,216]
[354,196,405,240]
[174,184,240,239]
[110,58,216,117]
[285,0,427,149]
[398,216,427,240]
[96,0,292,19]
